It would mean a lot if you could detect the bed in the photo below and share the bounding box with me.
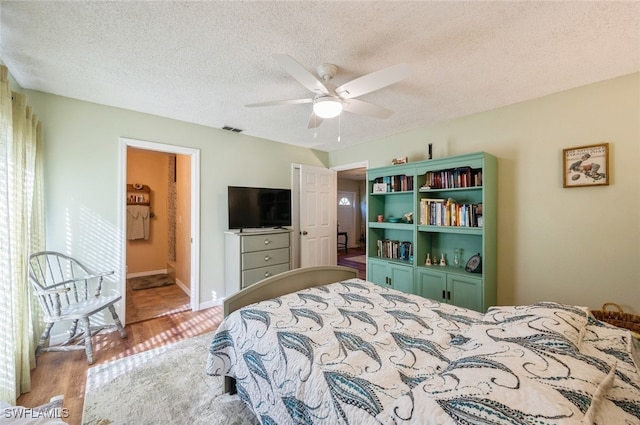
[206,266,640,424]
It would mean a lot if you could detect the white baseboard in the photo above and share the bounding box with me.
[174,278,189,296]
[199,297,223,310]
[127,269,168,279]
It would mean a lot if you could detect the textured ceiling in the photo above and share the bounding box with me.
[1,1,639,152]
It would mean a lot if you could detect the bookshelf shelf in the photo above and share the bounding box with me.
[366,152,497,312]
[418,186,483,193]
[417,225,483,235]
[368,222,413,230]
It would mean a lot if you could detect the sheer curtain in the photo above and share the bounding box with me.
[0,65,45,404]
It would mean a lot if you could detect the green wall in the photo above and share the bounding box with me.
[25,91,329,312]
[330,72,640,312]
[19,71,640,315]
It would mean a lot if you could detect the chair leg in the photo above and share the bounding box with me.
[81,317,95,365]
[36,323,54,357]
[68,319,79,339]
[108,304,128,338]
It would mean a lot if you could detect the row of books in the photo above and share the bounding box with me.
[419,198,483,227]
[420,167,482,190]
[376,239,413,261]
[372,174,414,192]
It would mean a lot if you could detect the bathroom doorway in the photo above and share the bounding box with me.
[119,138,201,325]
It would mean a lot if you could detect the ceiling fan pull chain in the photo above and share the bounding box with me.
[338,113,341,142]
[314,114,318,138]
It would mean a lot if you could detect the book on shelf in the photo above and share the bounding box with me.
[419,198,483,227]
[421,167,482,190]
[376,239,413,261]
[373,174,414,192]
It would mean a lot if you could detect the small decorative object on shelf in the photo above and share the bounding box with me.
[373,183,387,193]
[453,248,462,268]
[392,156,408,165]
[126,184,151,205]
[439,253,446,266]
[425,253,432,266]
[404,212,413,223]
[465,253,482,273]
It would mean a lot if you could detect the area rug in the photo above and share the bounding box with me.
[343,254,366,264]
[129,273,175,291]
[82,332,258,425]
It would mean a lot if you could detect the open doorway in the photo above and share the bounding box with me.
[333,162,367,279]
[118,138,201,325]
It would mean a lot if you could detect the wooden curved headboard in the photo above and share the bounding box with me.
[223,265,358,316]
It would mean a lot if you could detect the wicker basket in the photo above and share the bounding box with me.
[591,303,640,334]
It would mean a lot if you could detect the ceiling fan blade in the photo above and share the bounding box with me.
[246,98,312,108]
[342,98,394,119]
[307,112,324,128]
[335,63,411,99]
[273,54,331,96]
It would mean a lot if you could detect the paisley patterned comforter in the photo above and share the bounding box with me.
[206,279,640,424]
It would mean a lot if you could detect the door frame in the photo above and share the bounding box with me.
[332,160,368,249]
[118,137,201,323]
[337,190,357,248]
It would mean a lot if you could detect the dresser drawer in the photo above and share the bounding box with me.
[242,263,290,288]
[241,232,290,253]
[242,247,289,270]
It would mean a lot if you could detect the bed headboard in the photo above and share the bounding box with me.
[223,265,358,316]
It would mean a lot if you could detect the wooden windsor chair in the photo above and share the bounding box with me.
[28,251,127,364]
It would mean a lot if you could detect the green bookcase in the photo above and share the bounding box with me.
[366,151,497,312]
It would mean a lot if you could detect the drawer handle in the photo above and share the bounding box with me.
[264,255,271,262]
[264,239,271,245]
[264,271,271,278]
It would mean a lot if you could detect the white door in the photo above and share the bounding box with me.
[299,164,336,267]
[337,191,356,249]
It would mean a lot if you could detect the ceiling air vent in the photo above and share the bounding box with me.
[222,126,243,133]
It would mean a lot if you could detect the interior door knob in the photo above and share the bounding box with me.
[302,230,308,235]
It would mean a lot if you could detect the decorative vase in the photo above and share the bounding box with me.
[453,248,462,268]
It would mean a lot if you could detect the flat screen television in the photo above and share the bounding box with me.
[228,186,292,230]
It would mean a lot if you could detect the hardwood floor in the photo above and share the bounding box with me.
[16,252,364,424]
[16,305,222,425]
[126,278,190,324]
[337,245,367,279]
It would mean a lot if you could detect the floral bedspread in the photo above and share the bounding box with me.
[206,279,640,424]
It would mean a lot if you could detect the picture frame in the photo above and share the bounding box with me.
[373,183,387,193]
[563,142,609,188]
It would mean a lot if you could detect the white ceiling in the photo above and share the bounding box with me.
[1,1,638,152]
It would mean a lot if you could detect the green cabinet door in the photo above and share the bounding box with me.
[415,268,446,302]
[389,263,413,293]
[448,274,483,311]
[368,258,390,288]
[367,258,413,292]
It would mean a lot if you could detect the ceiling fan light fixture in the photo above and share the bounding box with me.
[313,96,343,119]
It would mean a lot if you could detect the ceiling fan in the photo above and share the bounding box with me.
[246,54,411,128]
